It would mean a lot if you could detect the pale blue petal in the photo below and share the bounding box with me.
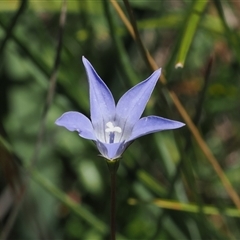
[96,141,127,160]
[82,57,115,132]
[128,116,185,142]
[55,111,96,140]
[116,69,161,132]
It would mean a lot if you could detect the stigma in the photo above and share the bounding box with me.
[105,122,122,133]
[105,122,122,143]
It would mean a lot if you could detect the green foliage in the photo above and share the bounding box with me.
[1,0,240,239]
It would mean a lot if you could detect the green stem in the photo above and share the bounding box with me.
[122,0,152,70]
[0,0,28,55]
[110,171,116,240]
[106,160,119,240]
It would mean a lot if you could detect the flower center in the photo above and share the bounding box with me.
[105,122,122,143]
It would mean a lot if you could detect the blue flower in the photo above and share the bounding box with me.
[55,57,185,160]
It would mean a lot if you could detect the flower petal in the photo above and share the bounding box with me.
[55,111,96,140]
[82,57,115,132]
[128,116,185,142]
[96,141,127,160]
[116,69,161,132]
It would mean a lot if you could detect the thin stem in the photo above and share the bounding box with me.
[106,160,119,240]
[0,0,27,55]
[30,0,67,168]
[121,0,160,73]
[110,172,116,240]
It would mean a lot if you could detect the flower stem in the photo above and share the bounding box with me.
[106,160,119,240]
[110,171,116,240]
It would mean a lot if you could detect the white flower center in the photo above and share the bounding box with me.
[105,122,122,143]
[105,122,122,133]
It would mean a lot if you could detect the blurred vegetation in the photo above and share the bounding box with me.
[0,0,240,239]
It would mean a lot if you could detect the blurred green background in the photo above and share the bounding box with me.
[1,0,240,239]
